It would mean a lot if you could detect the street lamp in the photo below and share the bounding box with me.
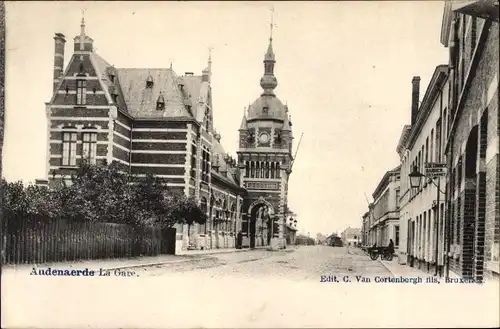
[409,165,424,190]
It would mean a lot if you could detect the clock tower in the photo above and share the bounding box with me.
[237,33,293,250]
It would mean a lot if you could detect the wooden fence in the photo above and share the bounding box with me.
[5,218,176,265]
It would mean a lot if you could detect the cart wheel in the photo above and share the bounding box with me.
[386,254,393,261]
[369,252,379,260]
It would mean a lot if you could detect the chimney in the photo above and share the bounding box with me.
[53,33,66,93]
[214,132,221,143]
[411,76,420,125]
[202,68,210,82]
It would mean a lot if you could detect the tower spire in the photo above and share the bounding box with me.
[270,7,274,42]
[79,9,86,51]
[260,7,277,96]
[208,46,213,74]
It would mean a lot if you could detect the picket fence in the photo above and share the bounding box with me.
[5,218,176,265]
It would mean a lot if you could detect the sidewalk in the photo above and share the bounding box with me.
[176,247,252,256]
[380,258,435,278]
[4,246,291,273]
[3,254,208,273]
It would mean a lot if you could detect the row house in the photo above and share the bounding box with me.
[341,227,362,247]
[440,0,499,281]
[361,211,370,246]
[45,19,245,253]
[396,66,450,277]
[367,166,401,249]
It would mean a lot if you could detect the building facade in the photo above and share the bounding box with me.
[396,66,450,276]
[440,1,499,281]
[368,166,401,249]
[237,34,294,250]
[361,211,370,246]
[341,227,361,247]
[45,19,245,253]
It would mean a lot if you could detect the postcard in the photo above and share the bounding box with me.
[1,1,499,328]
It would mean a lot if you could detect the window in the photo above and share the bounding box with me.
[470,17,477,54]
[191,145,197,178]
[76,79,87,105]
[62,132,78,166]
[395,189,400,208]
[82,132,97,164]
[430,130,434,163]
[201,148,210,183]
[395,226,400,247]
[436,119,442,162]
[425,138,429,164]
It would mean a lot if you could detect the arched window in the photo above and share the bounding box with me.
[200,197,208,234]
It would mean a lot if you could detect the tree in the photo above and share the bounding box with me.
[53,161,132,223]
[179,196,207,238]
[130,172,172,227]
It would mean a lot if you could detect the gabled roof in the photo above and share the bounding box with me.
[343,227,361,236]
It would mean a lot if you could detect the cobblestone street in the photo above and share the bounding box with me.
[133,246,392,281]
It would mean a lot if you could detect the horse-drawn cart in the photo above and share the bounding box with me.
[365,246,394,261]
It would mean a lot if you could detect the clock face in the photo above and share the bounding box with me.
[259,133,270,144]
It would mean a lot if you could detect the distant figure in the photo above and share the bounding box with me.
[236,231,243,249]
[387,239,395,255]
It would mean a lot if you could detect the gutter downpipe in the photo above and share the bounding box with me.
[445,16,458,280]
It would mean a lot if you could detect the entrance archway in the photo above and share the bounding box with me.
[463,125,478,279]
[248,200,275,249]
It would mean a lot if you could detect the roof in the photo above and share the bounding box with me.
[247,94,287,122]
[211,137,240,189]
[407,65,448,150]
[114,68,191,118]
[396,125,412,156]
[372,165,401,200]
[343,227,361,236]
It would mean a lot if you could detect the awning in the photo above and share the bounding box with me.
[451,0,499,21]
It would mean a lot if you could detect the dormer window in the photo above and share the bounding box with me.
[146,75,154,88]
[109,74,115,83]
[76,79,86,105]
[263,106,269,113]
[156,93,165,111]
[78,62,86,76]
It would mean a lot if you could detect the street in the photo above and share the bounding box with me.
[134,245,392,280]
[3,245,497,328]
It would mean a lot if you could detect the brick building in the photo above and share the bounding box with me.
[45,19,246,252]
[440,1,499,281]
[396,66,449,274]
[237,33,294,250]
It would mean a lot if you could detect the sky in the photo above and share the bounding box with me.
[3,1,449,236]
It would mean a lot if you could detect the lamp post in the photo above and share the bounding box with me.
[408,165,445,276]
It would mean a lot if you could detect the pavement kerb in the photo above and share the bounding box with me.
[105,256,214,271]
[106,247,267,271]
[378,259,395,276]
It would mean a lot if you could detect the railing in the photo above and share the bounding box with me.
[5,217,176,265]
